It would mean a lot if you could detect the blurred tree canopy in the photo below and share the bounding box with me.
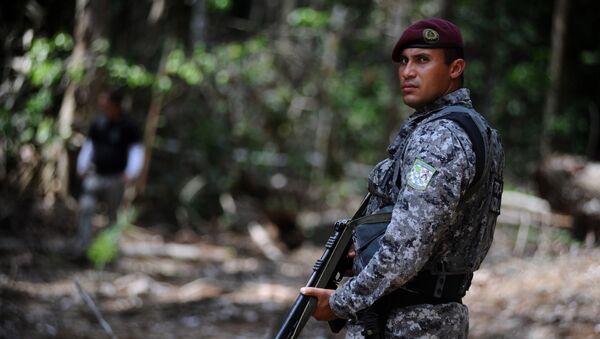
[1,0,600,232]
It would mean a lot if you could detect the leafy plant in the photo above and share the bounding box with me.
[87,207,138,269]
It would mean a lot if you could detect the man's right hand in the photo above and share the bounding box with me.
[300,287,338,321]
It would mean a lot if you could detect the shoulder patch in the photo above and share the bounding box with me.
[407,159,437,191]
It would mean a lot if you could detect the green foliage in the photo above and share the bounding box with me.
[208,0,232,11]
[1,32,73,147]
[107,57,154,87]
[30,59,62,87]
[53,32,74,50]
[155,75,173,92]
[26,35,73,87]
[287,8,330,28]
[146,11,396,202]
[329,66,392,164]
[87,208,138,269]
[25,88,53,115]
[3,30,171,150]
[4,0,600,225]
[581,50,600,65]
[453,0,558,181]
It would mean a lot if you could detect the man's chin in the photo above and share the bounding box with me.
[402,96,423,109]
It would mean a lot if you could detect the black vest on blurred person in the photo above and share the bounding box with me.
[89,115,141,175]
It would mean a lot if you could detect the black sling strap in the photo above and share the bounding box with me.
[431,110,488,188]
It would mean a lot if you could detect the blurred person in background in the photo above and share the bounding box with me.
[75,87,144,256]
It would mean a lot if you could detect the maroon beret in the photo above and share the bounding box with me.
[392,18,463,62]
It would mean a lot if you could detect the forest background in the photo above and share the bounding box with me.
[1,0,600,338]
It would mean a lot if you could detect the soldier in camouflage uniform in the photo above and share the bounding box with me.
[302,18,504,338]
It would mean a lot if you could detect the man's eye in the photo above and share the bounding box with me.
[417,56,429,62]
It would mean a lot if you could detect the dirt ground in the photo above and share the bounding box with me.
[1,221,599,339]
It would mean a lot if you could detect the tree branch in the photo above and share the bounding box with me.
[74,278,118,339]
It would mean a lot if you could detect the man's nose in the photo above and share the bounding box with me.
[399,63,416,79]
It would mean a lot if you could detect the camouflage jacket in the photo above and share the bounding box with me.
[330,88,504,338]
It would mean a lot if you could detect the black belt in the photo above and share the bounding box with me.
[358,290,463,339]
[377,288,462,310]
[404,270,472,299]
[358,273,469,339]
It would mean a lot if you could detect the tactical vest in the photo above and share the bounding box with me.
[354,105,504,300]
[406,105,503,299]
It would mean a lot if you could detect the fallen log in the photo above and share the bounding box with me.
[535,154,600,242]
[499,191,572,229]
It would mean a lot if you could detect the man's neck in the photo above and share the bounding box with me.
[106,109,122,122]
[413,88,472,116]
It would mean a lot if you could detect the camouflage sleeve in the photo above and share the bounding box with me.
[330,120,476,319]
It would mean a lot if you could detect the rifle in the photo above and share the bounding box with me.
[274,194,370,339]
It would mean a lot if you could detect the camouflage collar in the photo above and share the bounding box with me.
[387,88,473,158]
[412,88,473,117]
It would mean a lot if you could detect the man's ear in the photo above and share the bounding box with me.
[449,58,465,80]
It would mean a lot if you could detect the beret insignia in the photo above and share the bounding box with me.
[392,18,463,62]
[422,28,440,43]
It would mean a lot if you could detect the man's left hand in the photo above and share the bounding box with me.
[300,287,338,321]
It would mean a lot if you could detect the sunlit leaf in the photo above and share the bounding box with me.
[178,62,203,85]
[208,0,231,11]
[87,208,137,269]
[166,49,185,74]
[35,118,55,144]
[25,89,52,114]
[29,38,51,62]
[287,8,329,28]
[91,38,110,54]
[30,60,62,86]
[67,63,85,82]
[156,75,173,92]
[53,32,73,51]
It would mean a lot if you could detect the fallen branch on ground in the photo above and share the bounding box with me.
[74,278,118,339]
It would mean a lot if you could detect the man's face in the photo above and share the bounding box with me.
[97,92,120,120]
[397,48,456,109]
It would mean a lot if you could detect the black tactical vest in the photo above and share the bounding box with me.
[356,105,504,299]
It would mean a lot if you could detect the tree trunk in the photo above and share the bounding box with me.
[279,0,295,34]
[309,5,347,194]
[479,1,501,121]
[148,0,166,24]
[58,0,108,138]
[136,89,164,196]
[382,0,414,142]
[136,40,174,195]
[438,0,452,19]
[52,0,108,199]
[541,0,569,157]
[190,0,206,46]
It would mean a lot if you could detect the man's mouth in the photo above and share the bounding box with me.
[401,84,418,93]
